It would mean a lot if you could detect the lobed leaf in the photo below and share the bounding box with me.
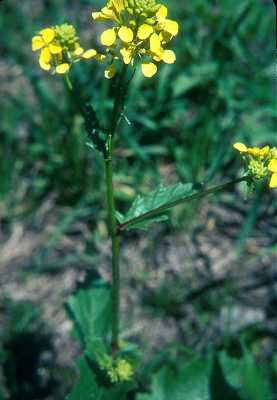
[137,358,210,400]
[117,182,194,230]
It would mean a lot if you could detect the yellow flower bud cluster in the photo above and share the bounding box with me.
[32,24,98,75]
[97,353,134,383]
[107,358,134,383]
[233,142,277,188]
[92,0,179,78]
[125,0,158,15]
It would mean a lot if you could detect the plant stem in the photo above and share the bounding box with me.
[105,136,120,352]
[104,65,128,352]
[64,73,73,91]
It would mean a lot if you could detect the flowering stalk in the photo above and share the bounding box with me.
[105,139,121,352]
[105,65,129,352]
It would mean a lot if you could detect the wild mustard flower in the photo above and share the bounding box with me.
[32,24,97,74]
[92,0,179,78]
[233,143,277,188]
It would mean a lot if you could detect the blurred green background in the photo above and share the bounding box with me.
[0,0,276,399]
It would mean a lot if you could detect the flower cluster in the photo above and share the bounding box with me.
[92,0,179,78]
[107,358,134,383]
[234,142,277,188]
[97,353,134,383]
[32,24,97,74]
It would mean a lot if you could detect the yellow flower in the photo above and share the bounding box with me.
[32,24,98,75]
[233,142,277,189]
[32,28,62,71]
[92,0,179,78]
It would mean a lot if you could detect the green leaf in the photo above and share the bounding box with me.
[273,354,277,377]
[218,352,242,389]
[241,350,272,400]
[117,182,194,231]
[137,358,210,400]
[65,281,112,346]
[67,357,99,400]
[83,104,108,157]
[209,354,242,400]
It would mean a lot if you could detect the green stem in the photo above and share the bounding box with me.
[118,176,249,232]
[110,64,128,135]
[64,73,73,91]
[105,136,120,352]
[104,65,128,352]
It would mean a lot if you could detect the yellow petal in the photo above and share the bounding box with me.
[163,19,179,36]
[120,48,132,64]
[92,11,102,20]
[150,33,162,53]
[49,43,63,54]
[39,62,51,71]
[156,5,168,22]
[40,28,55,44]
[101,6,115,18]
[162,49,176,64]
[100,28,117,46]
[268,159,277,173]
[104,64,117,79]
[56,63,70,74]
[137,24,154,40]
[248,147,260,156]
[74,47,84,56]
[141,62,157,78]
[269,172,277,188]
[39,47,51,64]
[82,49,97,59]
[39,58,51,71]
[32,35,44,51]
[260,146,270,157]
[110,0,124,14]
[118,26,134,43]
[92,7,115,20]
[233,142,248,153]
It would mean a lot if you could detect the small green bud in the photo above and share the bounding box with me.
[248,159,268,180]
[124,0,158,16]
[55,24,79,50]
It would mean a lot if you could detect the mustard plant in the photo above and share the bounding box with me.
[31,1,276,398]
